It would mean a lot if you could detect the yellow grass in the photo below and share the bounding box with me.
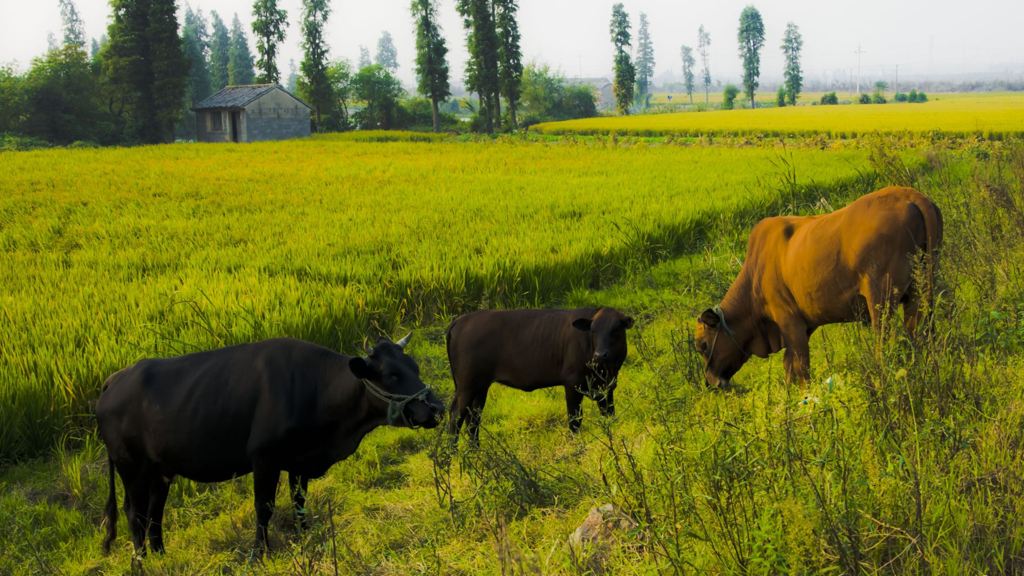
[536,92,1024,136]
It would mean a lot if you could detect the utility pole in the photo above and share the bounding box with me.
[854,44,866,94]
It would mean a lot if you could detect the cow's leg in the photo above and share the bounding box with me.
[466,386,490,448]
[122,466,151,555]
[596,386,615,417]
[146,474,172,554]
[288,473,310,531]
[565,385,585,433]
[252,464,280,555]
[780,322,811,385]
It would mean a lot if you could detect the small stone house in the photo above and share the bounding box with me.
[193,84,312,143]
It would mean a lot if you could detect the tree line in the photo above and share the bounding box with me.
[609,3,805,115]
[2,0,585,147]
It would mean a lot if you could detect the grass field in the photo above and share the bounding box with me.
[535,92,1024,137]
[2,94,1024,574]
[2,136,1024,574]
[0,134,872,461]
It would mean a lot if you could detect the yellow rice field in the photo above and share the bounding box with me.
[536,92,1024,137]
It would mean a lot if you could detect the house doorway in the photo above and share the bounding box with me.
[230,111,241,142]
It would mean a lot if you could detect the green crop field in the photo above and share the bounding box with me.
[535,92,1024,137]
[2,128,1024,574]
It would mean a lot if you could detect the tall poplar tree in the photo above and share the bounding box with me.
[495,0,522,128]
[182,7,211,104]
[634,12,654,108]
[229,15,256,84]
[105,0,187,143]
[411,0,450,132]
[375,31,399,72]
[58,0,86,49]
[298,0,335,130]
[252,0,287,83]
[209,11,230,90]
[609,3,635,115]
[781,22,803,106]
[681,45,695,104]
[737,5,765,108]
[456,0,500,132]
[698,25,711,105]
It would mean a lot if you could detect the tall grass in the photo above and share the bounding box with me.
[0,137,869,461]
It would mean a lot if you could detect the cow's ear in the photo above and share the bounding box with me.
[699,308,720,328]
[572,318,593,332]
[623,316,634,329]
[349,357,376,380]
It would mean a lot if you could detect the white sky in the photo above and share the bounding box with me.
[2,0,1023,88]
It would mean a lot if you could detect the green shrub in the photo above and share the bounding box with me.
[820,92,839,105]
[722,84,740,110]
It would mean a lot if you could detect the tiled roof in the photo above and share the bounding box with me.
[193,84,311,110]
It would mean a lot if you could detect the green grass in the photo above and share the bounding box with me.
[534,92,1024,138]
[0,134,870,461]
[2,142,1023,574]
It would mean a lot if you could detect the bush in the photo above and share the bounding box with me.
[820,92,839,105]
[722,84,740,110]
[396,98,459,131]
[519,64,598,127]
[776,86,786,107]
[908,89,928,103]
[871,93,887,104]
[858,93,871,104]
[894,92,909,102]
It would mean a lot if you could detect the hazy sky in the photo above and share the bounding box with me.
[3,0,1023,87]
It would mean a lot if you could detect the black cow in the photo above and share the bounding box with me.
[446,307,633,443]
[96,335,443,556]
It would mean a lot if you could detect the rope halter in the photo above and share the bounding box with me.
[705,305,750,370]
[361,378,434,428]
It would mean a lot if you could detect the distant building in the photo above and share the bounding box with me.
[567,78,615,110]
[193,84,311,143]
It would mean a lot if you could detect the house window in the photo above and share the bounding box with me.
[209,111,224,131]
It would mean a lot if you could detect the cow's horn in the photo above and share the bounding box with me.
[396,332,412,348]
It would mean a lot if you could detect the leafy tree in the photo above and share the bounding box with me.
[609,3,635,115]
[780,22,802,105]
[411,0,451,132]
[58,0,86,49]
[519,64,596,125]
[698,25,711,104]
[352,64,404,129]
[776,85,786,107]
[298,0,335,131]
[358,46,372,69]
[456,0,500,132]
[375,31,398,72]
[90,37,102,60]
[326,59,352,127]
[104,0,188,143]
[634,12,654,109]
[22,46,103,143]
[0,65,24,135]
[495,0,523,128]
[722,83,739,110]
[737,5,765,108]
[182,7,212,104]
[208,12,230,90]
[252,0,287,83]
[286,59,298,92]
[680,45,695,104]
[229,15,256,85]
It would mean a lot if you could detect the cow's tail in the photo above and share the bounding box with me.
[911,193,944,320]
[102,454,117,554]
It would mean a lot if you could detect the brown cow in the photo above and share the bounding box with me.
[446,307,634,443]
[695,186,942,387]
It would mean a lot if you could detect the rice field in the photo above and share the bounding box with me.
[2,139,1023,575]
[0,134,871,461]
[535,92,1024,137]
